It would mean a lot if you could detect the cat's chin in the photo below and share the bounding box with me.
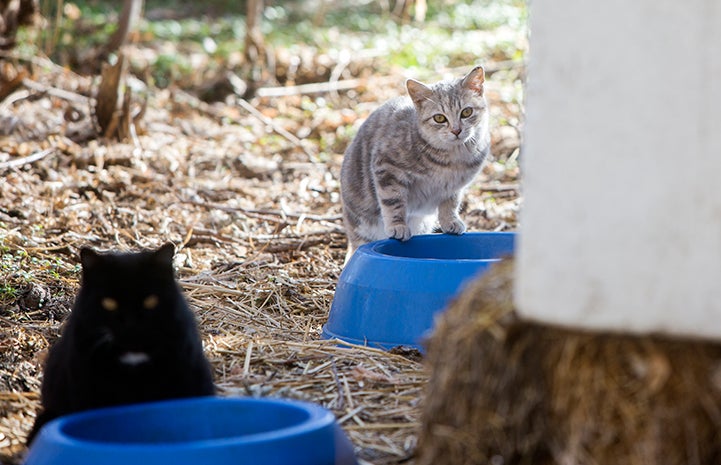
[119,351,151,365]
[435,138,471,151]
[425,138,461,151]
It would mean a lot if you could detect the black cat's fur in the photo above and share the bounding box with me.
[27,243,215,445]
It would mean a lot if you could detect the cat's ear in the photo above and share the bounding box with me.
[79,247,102,271]
[461,66,485,96]
[406,79,434,106]
[152,243,176,266]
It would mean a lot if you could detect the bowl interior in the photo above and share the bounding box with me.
[61,398,315,444]
[370,232,513,260]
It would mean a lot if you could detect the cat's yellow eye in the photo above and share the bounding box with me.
[460,107,473,118]
[432,114,447,124]
[143,294,159,310]
[101,297,118,312]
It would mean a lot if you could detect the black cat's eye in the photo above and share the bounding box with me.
[460,107,473,118]
[432,114,447,124]
[101,297,118,312]
[143,295,159,310]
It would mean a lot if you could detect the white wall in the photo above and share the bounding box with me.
[515,0,721,338]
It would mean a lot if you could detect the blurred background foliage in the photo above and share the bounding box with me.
[18,0,527,89]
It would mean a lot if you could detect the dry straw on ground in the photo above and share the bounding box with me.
[0,47,522,463]
[419,259,721,465]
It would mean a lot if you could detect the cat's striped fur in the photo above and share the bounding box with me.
[340,66,490,258]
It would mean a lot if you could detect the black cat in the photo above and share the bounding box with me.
[27,243,215,445]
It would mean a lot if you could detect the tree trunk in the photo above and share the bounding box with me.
[244,0,275,94]
[0,0,39,50]
[244,0,265,65]
[103,0,144,55]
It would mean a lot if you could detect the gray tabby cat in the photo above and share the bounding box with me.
[340,66,490,258]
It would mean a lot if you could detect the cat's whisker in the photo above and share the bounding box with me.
[88,328,114,352]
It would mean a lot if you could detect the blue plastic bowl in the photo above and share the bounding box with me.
[322,232,516,350]
[25,397,357,465]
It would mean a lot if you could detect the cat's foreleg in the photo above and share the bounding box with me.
[381,199,412,241]
[438,193,466,235]
[373,159,413,241]
[378,188,412,241]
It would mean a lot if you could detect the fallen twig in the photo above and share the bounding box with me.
[257,236,337,253]
[0,89,30,113]
[0,148,55,170]
[169,88,317,162]
[21,78,92,105]
[182,198,343,223]
[344,423,421,431]
[235,97,317,162]
[476,182,519,192]
[255,78,365,98]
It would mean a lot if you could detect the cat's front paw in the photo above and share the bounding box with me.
[386,224,413,242]
[441,217,466,235]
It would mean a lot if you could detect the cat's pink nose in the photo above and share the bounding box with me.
[451,128,462,136]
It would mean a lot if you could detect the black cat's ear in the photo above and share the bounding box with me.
[406,78,433,106]
[152,243,176,266]
[79,247,101,271]
[461,66,485,96]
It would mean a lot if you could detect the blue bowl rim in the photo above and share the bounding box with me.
[361,231,516,263]
[38,397,337,451]
[322,231,517,350]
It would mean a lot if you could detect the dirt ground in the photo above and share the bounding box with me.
[0,25,522,464]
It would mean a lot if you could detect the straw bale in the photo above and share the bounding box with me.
[418,259,721,465]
